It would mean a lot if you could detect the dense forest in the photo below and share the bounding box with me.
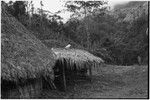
[2,1,148,65]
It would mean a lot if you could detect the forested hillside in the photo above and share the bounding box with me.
[3,1,148,65]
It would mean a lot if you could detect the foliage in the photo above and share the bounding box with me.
[63,1,148,65]
[65,1,107,49]
[3,1,148,65]
[6,1,27,19]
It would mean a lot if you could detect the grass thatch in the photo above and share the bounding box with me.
[52,48,104,70]
[1,4,56,82]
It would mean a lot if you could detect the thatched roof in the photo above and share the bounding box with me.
[1,4,56,82]
[52,48,104,69]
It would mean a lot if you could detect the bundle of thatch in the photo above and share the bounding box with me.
[1,4,56,83]
[52,48,104,70]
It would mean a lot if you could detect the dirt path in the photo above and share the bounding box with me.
[41,65,148,98]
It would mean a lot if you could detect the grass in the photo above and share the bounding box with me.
[40,65,148,99]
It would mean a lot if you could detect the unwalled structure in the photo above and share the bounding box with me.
[52,48,104,90]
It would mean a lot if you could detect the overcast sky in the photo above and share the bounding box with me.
[32,0,129,12]
[33,0,130,22]
[4,0,130,22]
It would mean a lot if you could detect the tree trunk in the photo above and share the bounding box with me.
[62,62,66,91]
[84,7,90,50]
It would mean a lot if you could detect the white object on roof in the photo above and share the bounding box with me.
[65,44,71,49]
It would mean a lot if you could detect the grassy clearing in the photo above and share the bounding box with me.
[40,65,148,98]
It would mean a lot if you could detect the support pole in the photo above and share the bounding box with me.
[89,66,92,76]
[49,79,56,90]
[62,61,66,91]
[88,65,92,82]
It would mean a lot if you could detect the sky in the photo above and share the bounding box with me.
[32,0,129,22]
[3,0,130,22]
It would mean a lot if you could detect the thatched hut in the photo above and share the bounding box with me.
[1,3,56,99]
[51,48,104,90]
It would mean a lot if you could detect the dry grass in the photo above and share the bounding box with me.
[52,48,104,69]
[1,5,56,82]
[40,65,148,99]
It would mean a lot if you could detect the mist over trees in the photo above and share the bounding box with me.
[2,1,148,65]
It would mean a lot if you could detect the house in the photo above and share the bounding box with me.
[1,4,56,98]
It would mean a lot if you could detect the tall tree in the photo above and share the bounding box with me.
[6,1,27,19]
[65,1,107,49]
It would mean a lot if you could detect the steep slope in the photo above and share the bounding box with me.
[113,1,148,22]
[1,4,56,82]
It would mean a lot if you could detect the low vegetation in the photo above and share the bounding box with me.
[3,1,148,65]
[40,65,148,98]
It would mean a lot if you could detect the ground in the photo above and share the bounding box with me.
[40,65,148,99]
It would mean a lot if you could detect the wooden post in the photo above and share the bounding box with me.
[48,79,56,90]
[89,66,92,76]
[62,61,66,91]
[50,80,57,90]
[138,56,141,65]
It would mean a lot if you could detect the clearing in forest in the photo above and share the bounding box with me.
[41,65,148,99]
